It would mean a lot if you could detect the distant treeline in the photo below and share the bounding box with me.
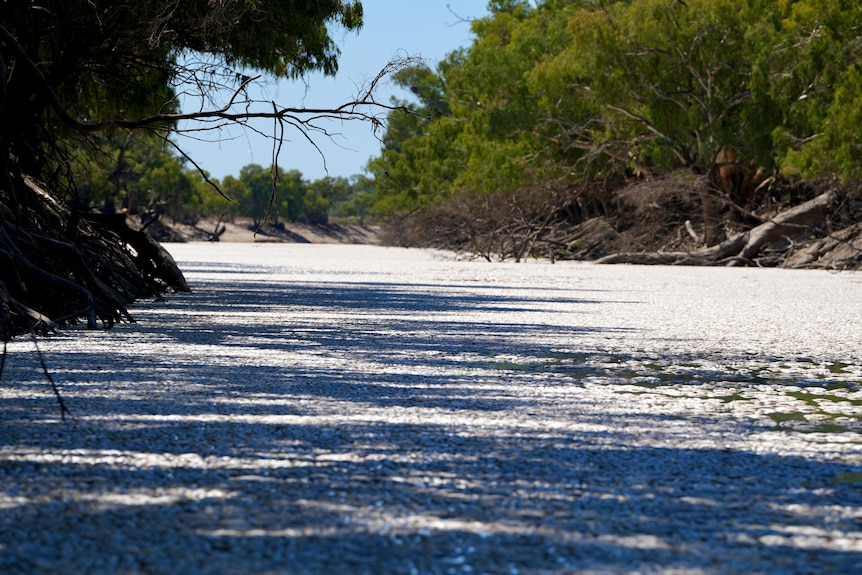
[71,130,374,226]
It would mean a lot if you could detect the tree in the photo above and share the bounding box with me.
[369,0,861,264]
[1,1,411,339]
[332,175,377,224]
[239,164,279,228]
[369,1,574,214]
[279,169,310,223]
[760,1,862,180]
[304,176,351,224]
[208,175,247,221]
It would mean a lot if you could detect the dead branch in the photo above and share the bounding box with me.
[596,189,838,266]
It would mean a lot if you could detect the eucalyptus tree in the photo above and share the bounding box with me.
[369,0,862,259]
[534,0,780,174]
[0,0,410,338]
[760,0,862,180]
[370,0,574,213]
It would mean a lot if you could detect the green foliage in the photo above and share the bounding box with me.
[369,2,574,213]
[3,0,363,106]
[192,174,244,221]
[304,177,353,224]
[69,131,193,215]
[70,148,379,226]
[200,165,375,225]
[277,169,310,223]
[238,164,279,227]
[331,175,376,224]
[762,0,862,179]
[370,0,862,221]
[1,0,364,186]
[527,0,783,172]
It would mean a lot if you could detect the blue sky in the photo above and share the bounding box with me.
[176,1,490,182]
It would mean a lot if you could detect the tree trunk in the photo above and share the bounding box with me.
[595,189,839,266]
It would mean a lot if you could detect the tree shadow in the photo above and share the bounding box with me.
[1,276,861,574]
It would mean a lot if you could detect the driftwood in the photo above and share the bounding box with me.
[595,189,838,266]
[383,172,861,269]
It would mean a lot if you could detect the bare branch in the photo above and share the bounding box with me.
[161,136,231,201]
[2,21,422,166]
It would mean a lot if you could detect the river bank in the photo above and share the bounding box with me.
[147,216,381,244]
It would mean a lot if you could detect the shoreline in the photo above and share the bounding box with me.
[147,216,381,245]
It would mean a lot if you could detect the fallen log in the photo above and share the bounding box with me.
[784,222,862,269]
[595,189,839,266]
[738,188,836,261]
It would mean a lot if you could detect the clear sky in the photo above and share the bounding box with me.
[175,1,490,182]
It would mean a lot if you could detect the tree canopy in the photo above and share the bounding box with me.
[1,0,364,178]
[371,0,862,208]
[366,0,862,264]
[0,0,375,339]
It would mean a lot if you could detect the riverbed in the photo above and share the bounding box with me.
[1,243,861,574]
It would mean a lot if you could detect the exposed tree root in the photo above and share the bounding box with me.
[383,173,861,269]
[596,189,842,266]
[1,160,189,340]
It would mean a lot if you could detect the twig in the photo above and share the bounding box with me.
[162,136,231,202]
[30,332,72,422]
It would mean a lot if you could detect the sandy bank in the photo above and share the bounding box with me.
[147,216,381,244]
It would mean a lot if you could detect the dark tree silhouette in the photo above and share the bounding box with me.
[0,1,410,339]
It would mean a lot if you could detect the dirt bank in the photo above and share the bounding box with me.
[384,172,862,270]
[143,216,381,244]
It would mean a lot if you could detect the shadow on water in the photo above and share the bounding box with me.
[1,276,861,574]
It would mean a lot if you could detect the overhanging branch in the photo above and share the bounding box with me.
[2,21,420,148]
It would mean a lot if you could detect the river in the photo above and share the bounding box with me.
[1,243,861,574]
